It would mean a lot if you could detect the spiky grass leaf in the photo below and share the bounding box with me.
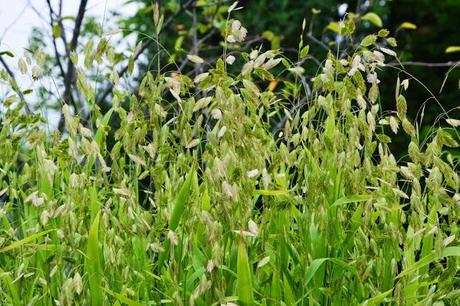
[330,195,373,208]
[95,108,113,147]
[0,267,20,304]
[397,247,460,278]
[237,236,254,305]
[86,211,103,306]
[361,288,393,305]
[157,169,195,268]
[170,169,195,231]
[102,287,144,306]
[305,258,328,286]
[253,189,288,196]
[0,229,54,253]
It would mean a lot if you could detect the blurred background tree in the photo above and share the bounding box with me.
[2,0,459,157]
[120,0,459,156]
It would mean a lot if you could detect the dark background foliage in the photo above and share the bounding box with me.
[123,0,460,157]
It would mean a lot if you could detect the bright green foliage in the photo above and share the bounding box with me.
[237,237,254,305]
[0,8,460,306]
[86,211,102,306]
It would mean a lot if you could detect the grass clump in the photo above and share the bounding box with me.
[0,9,460,306]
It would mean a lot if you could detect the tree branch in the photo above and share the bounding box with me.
[58,0,89,132]
[0,56,32,114]
[96,0,195,106]
[388,60,459,68]
[45,0,66,79]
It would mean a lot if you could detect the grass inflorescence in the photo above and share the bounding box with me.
[0,9,459,306]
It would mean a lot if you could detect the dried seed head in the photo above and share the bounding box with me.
[168,230,179,246]
[246,169,259,178]
[248,219,258,236]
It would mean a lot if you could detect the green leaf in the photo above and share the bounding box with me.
[128,55,135,75]
[360,288,393,305]
[361,34,377,47]
[442,246,460,257]
[305,258,328,286]
[397,252,436,279]
[397,247,460,279]
[0,268,21,305]
[400,22,417,30]
[330,195,373,208]
[86,211,103,306]
[94,108,114,147]
[361,12,383,28]
[202,185,211,211]
[52,25,62,38]
[253,189,288,196]
[170,169,195,230]
[0,229,54,253]
[376,133,392,143]
[305,257,357,288]
[157,169,195,268]
[262,30,275,41]
[59,16,75,21]
[237,237,254,305]
[446,46,460,53]
[378,29,390,37]
[185,267,206,290]
[300,45,310,58]
[311,8,321,15]
[102,287,143,306]
[0,50,14,57]
[326,22,341,34]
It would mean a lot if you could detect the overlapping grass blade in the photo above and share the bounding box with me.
[102,287,144,306]
[0,229,54,253]
[237,236,254,305]
[86,211,103,306]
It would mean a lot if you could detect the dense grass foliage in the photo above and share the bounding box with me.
[1,11,460,305]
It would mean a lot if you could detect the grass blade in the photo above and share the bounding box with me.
[360,288,393,305]
[0,229,54,253]
[330,195,373,208]
[170,169,195,230]
[86,211,103,306]
[237,236,254,305]
[0,267,20,304]
[94,108,114,147]
[102,287,144,306]
[397,247,460,279]
[253,189,288,196]
[157,169,195,268]
[305,258,328,286]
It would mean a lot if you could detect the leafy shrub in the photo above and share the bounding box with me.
[0,6,459,305]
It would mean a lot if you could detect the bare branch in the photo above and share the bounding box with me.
[58,0,89,132]
[0,3,28,41]
[96,0,195,105]
[306,33,331,53]
[45,0,66,79]
[356,0,363,14]
[388,61,459,68]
